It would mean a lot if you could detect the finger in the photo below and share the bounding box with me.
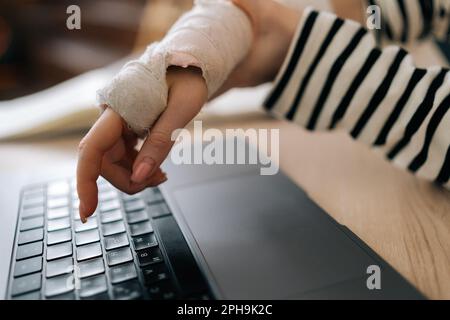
[101,159,167,194]
[131,79,207,184]
[109,145,138,172]
[123,145,139,169]
[105,137,126,163]
[142,168,168,187]
[100,159,146,194]
[77,108,123,221]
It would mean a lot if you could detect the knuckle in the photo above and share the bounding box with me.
[120,182,143,195]
[148,131,171,148]
[123,186,141,195]
[78,138,88,153]
[115,185,131,195]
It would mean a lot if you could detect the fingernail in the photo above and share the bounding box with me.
[79,204,87,223]
[132,159,154,183]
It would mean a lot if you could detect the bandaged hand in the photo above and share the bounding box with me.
[77,66,207,222]
[98,0,253,136]
[76,0,302,221]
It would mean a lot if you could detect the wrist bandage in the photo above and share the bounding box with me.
[97,0,253,136]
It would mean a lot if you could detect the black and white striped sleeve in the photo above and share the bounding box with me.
[366,0,450,42]
[264,8,450,189]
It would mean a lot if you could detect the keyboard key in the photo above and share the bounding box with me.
[74,218,98,232]
[47,181,70,197]
[147,203,171,218]
[46,257,74,278]
[142,263,169,285]
[72,199,80,210]
[189,293,212,300]
[47,229,71,245]
[161,291,177,300]
[136,247,163,267]
[78,257,105,278]
[102,221,126,236]
[106,247,133,266]
[12,290,41,300]
[100,199,120,212]
[113,280,142,300]
[79,274,108,298]
[18,228,43,245]
[48,207,70,220]
[99,190,118,202]
[83,292,110,300]
[45,273,74,298]
[97,180,113,192]
[97,186,114,196]
[124,199,145,213]
[22,195,44,209]
[129,221,153,236]
[47,292,76,300]
[47,242,72,261]
[100,209,122,224]
[147,280,177,300]
[47,197,69,209]
[145,188,164,204]
[132,234,157,251]
[121,193,141,201]
[16,241,43,260]
[104,233,129,250]
[22,205,44,219]
[23,187,44,196]
[97,177,108,185]
[11,273,41,297]
[20,216,44,231]
[14,256,42,277]
[76,242,102,261]
[73,211,97,222]
[75,229,100,246]
[126,210,148,224]
[47,217,70,232]
[109,262,137,284]
[23,187,45,198]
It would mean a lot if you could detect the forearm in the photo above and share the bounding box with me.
[216,0,302,94]
[332,0,450,43]
[331,0,365,24]
[98,0,252,136]
[264,8,450,189]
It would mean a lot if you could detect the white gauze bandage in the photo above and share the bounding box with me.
[97,0,253,136]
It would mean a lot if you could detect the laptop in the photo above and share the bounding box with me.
[2,140,424,300]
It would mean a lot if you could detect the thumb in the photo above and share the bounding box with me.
[131,128,174,184]
[131,68,207,183]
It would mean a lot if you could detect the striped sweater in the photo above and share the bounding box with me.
[264,1,450,190]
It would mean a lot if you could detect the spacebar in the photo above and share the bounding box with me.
[152,215,207,296]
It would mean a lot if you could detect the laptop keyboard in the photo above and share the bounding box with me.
[8,178,211,300]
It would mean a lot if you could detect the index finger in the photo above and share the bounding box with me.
[77,107,123,221]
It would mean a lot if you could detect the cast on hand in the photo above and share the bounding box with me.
[97,0,253,137]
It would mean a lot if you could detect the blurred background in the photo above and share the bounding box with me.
[0,0,193,100]
[0,0,270,141]
[0,0,446,140]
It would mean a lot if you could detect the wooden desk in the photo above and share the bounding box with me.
[1,113,449,299]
